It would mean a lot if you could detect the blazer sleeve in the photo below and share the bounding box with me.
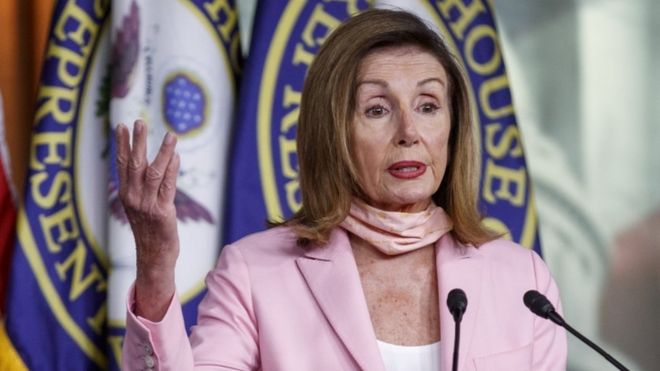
[530,251,568,370]
[122,244,260,371]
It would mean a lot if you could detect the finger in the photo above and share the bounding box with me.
[115,123,130,196]
[127,119,149,192]
[159,152,180,205]
[143,132,177,203]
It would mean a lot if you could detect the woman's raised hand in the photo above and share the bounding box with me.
[115,120,180,321]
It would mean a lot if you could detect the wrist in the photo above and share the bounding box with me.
[134,269,176,321]
[135,243,179,272]
[136,263,175,289]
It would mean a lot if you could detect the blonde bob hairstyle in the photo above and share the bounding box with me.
[280,9,497,246]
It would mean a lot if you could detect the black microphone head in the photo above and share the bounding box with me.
[523,290,556,319]
[447,288,468,322]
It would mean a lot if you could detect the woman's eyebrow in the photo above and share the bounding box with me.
[356,79,388,89]
[417,77,446,88]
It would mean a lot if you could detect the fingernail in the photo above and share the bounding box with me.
[135,120,143,133]
[164,132,175,144]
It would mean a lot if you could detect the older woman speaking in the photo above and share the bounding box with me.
[118,9,566,371]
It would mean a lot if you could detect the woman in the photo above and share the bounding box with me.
[118,9,566,371]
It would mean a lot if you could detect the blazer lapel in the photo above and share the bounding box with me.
[436,234,483,371]
[296,229,385,371]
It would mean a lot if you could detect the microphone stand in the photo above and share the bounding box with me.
[525,290,629,371]
[549,314,629,371]
[451,317,461,371]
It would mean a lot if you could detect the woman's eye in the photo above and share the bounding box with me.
[420,103,439,113]
[365,105,388,117]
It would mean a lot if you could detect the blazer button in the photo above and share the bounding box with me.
[143,343,153,355]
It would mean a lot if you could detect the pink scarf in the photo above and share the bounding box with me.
[340,200,453,255]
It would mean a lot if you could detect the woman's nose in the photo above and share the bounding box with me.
[396,110,420,146]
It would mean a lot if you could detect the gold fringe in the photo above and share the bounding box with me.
[0,319,27,371]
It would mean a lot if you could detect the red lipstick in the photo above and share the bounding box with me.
[387,161,426,179]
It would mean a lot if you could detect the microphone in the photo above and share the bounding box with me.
[447,289,467,371]
[523,290,630,371]
[523,290,565,325]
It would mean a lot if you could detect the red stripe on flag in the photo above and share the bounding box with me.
[0,92,17,314]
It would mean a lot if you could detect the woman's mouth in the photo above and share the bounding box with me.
[388,161,427,179]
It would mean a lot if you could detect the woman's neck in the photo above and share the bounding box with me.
[350,233,441,345]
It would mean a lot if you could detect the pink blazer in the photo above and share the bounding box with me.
[123,227,567,370]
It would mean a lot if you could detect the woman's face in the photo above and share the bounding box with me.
[351,45,451,212]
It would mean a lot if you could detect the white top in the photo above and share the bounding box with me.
[377,340,441,371]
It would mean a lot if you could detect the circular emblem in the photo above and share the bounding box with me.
[162,72,207,135]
